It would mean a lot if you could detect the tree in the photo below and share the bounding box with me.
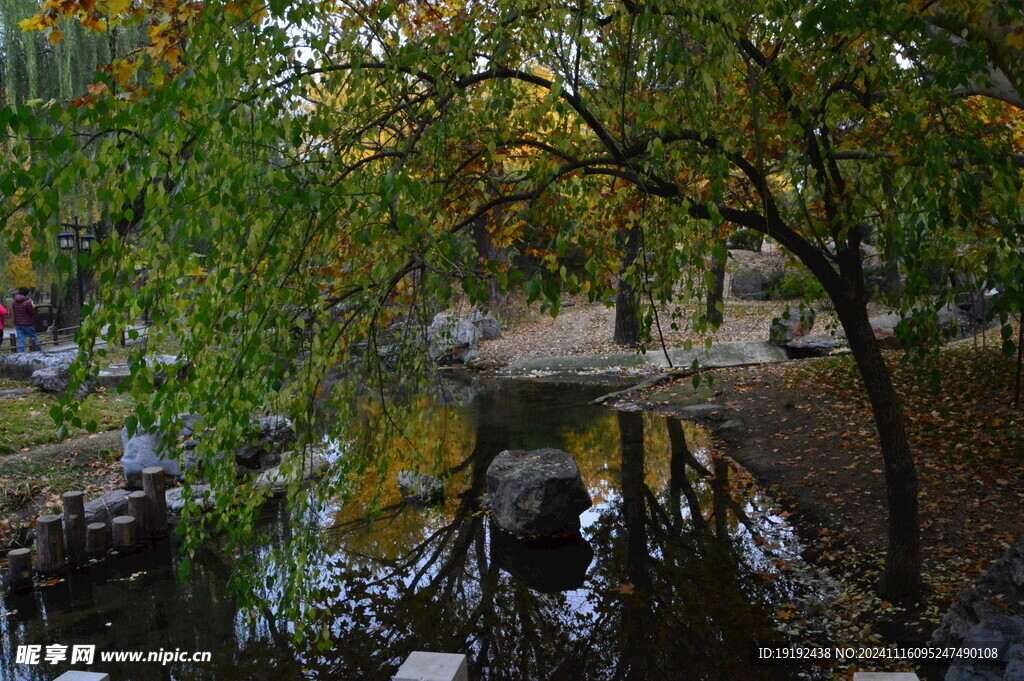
[4,0,1023,612]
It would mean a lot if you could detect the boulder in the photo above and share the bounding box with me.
[782,335,844,358]
[235,416,294,470]
[83,490,131,528]
[935,543,1024,681]
[956,289,1001,324]
[945,664,1003,681]
[427,314,481,364]
[945,617,1024,681]
[120,413,201,489]
[0,351,76,381]
[466,311,501,340]
[769,308,816,345]
[165,484,212,515]
[254,448,332,494]
[962,616,1024,662]
[486,448,592,537]
[121,429,182,490]
[730,267,766,301]
[1006,645,1024,681]
[873,327,898,349]
[869,306,972,349]
[398,470,445,505]
[122,413,294,487]
[30,367,71,395]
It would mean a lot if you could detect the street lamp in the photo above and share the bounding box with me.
[57,217,97,310]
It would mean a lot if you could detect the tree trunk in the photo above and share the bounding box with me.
[614,220,642,347]
[706,246,726,326]
[834,297,922,599]
[618,410,652,594]
[471,216,509,311]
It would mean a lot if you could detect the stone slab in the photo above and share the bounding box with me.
[504,340,789,376]
[393,651,468,681]
[54,672,111,681]
[852,673,920,681]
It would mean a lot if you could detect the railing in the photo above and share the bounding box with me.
[1,325,82,354]
[1,326,137,354]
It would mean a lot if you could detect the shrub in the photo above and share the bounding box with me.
[726,228,763,251]
[766,266,828,303]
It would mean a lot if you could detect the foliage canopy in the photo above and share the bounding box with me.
[2,0,1023,620]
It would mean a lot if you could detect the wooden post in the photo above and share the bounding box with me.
[86,522,108,556]
[62,491,87,568]
[36,515,65,576]
[112,516,137,551]
[142,467,167,538]
[7,548,33,591]
[120,329,126,348]
[9,332,16,349]
[128,491,148,538]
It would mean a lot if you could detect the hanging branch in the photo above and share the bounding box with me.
[1015,315,1022,408]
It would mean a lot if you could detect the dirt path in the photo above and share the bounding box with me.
[0,429,123,551]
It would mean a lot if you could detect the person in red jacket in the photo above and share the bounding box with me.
[12,288,39,352]
[0,301,7,335]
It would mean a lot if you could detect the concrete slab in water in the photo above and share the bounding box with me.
[54,672,111,681]
[852,673,920,681]
[393,651,468,681]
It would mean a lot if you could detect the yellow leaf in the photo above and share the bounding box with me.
[18,16,47,32]
[107,0,131,15]
[48,29,63,45]
[147,21,168,40]
[112,58,136,84]
[81,15,107,32]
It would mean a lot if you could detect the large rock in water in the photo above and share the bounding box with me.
[486,448,592,537]
[234,416,295,470]
[122,413,295,488]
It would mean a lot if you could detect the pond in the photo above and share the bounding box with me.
[2,379,813,681]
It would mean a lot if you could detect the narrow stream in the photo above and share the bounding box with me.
[2,379,812,681]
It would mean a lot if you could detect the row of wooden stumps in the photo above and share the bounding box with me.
[7,467,168,592]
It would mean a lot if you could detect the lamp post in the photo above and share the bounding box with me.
[57,217,96,312]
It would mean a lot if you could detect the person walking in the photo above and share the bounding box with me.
[12,288,39,352]
[0,299,7,341]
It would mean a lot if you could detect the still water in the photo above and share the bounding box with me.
[1,379,810,681]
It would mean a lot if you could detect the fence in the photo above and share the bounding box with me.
[0,326,135,354]
[1,325,82,354]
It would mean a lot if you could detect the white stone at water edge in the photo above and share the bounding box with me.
[393,651,468,681]
[53,672,111,681]
[852,673,920,681]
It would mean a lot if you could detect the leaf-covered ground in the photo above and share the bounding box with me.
[636,335,1022,677]
[0,387,131,547]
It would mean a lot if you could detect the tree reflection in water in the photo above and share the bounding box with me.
[302,383,791,681]
[0,382,798,681]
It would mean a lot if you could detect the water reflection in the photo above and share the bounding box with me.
[1,380,800,681]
